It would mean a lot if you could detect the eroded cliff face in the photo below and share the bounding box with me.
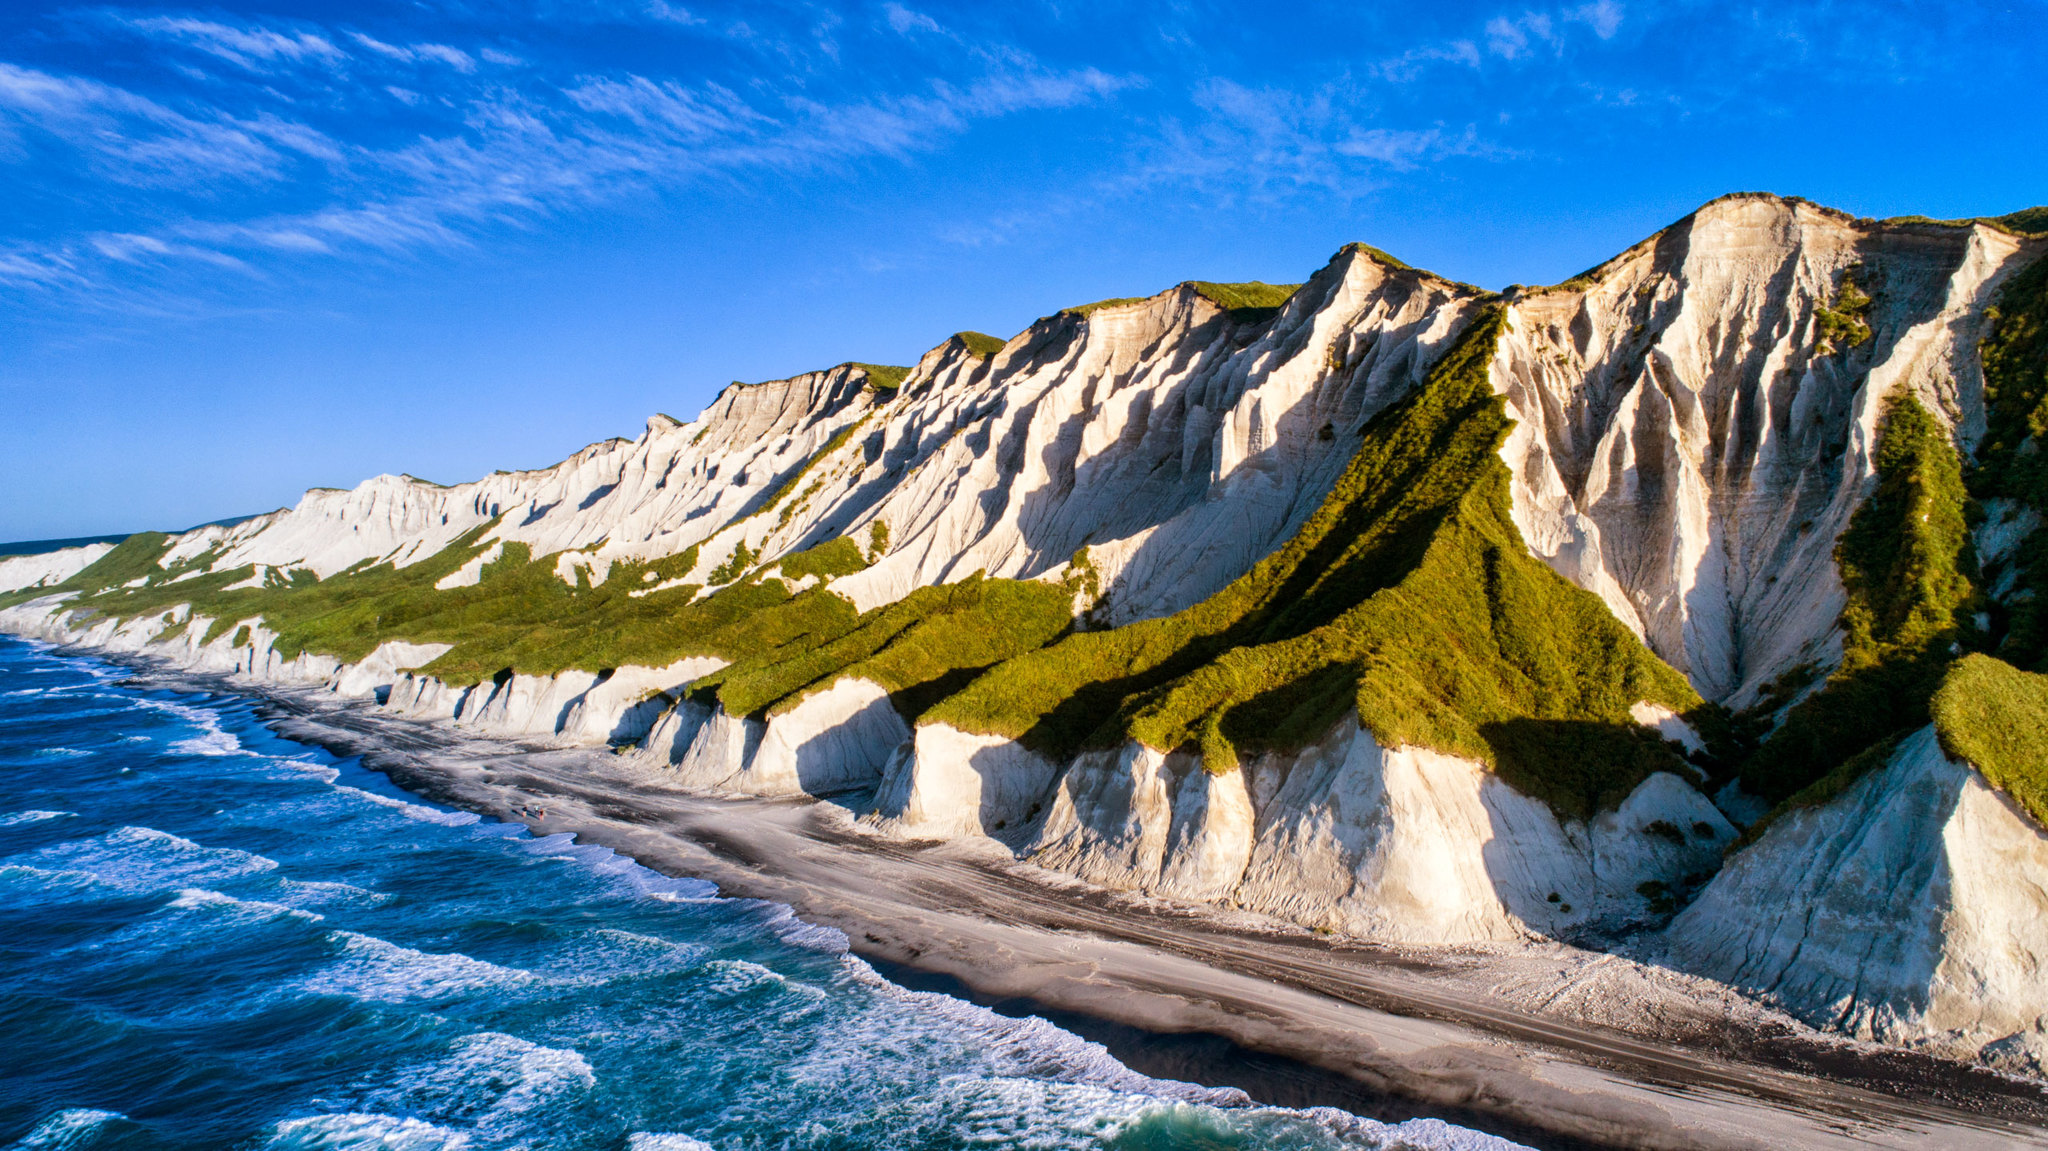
[56,248,1479,630]
[153,363,885,582]
[8,192,2048,1071]
[1495,195,2038,704]
[1661,725,2048,1073]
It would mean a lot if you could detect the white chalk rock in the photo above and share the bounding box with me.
[1661,725,2048,1072]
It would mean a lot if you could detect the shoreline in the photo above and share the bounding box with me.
[40,644,2048,1150]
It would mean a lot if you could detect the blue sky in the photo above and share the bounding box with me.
[2,1,2043,541]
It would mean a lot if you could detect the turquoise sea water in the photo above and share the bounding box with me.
[0,636,1522,1151]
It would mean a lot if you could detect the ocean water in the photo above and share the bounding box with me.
[0,636,1522,1151]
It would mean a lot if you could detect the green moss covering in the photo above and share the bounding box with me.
[691,574,1075,720]
[1932,653,2048,827]
[707,541,757,586]
[1880,208,2048,237]
[1740,396,1980,803]
[1971,251,2048,668]
[1341,243,1413,272]
[926,309,1699,819]
[851,362,910,392]
[1994,208,2048,236]
[776,536,870,583]
[1813,265,1874,352]
[1188,281,1302,325]
[1060,296,1150,318]
[62,533,174,594]
[954,332,1007,359]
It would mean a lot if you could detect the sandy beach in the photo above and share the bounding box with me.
[96,656,2048,1151]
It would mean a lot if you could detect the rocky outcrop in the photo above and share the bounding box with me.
[874,715,1734,945]
[0,543,113,594]
[1661,725,2048,1073]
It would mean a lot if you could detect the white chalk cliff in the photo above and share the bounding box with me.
[6,192,2048,1073]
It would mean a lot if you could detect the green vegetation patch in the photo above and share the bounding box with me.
[1188,281,1302,325]
[1994,208,2048,236]
[1882,208,2048,237]
[1739,396,1981,804]
[851,362,910,392]
[1814,264,1874,352]
[1971,251,2048,668]
[775,536,870,583]
[743,415,875,532]
[1060,296,1150,318]
[1932,653,2048,827]
[61,532,175,594]
[1341,242,1413,272]
[9,523,838,687]
[926,309,1700,820]
[954,332,1007,359]
[691,574,1075,721]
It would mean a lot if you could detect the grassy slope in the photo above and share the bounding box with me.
[1932,653,2048,827]
[1971,251,2048,668]
[1061,281,1303,324]
[17,517,1077,730]
[691,574,1076,720]
[1738,396,1980,804]
[954,332,1007,359]
[928,308,1700,820]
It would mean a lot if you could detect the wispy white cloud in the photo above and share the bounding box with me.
[0,62,333,189]
[1119,77,1497,201]
[0,9,1133,301]
[114,15,344,72]
[884,4,944,37]
[350,33,478,73]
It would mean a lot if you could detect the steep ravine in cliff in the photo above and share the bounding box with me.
[7,192,2048,1078]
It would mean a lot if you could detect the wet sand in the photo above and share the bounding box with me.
[109,663,2048,1150]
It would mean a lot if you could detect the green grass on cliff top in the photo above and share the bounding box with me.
[954,331,1008,359]
[1060,281,1303,322]
[1932,653,2048,828]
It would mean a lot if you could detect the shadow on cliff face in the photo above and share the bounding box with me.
[1661,738,1960,1038]
[1478,717,1691,824]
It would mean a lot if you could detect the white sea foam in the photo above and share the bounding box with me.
[8,1107,125,1149]
[167,887,324,924]
[0,809,72,826]
[135,696,249,757]
[837,955,1249,1107]
[370,1032,595,1133]
[514,831,718,902]
[331,784,479,827]
[24,825,278,892]
[535,927,705,985]
[300,931,536,1003]
[274,878,393,908]
[31,747,89,759]
[264,1113,471,1151]
[0,864,103,898]
[625,1135,715,1151]
[698,958,793,998]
